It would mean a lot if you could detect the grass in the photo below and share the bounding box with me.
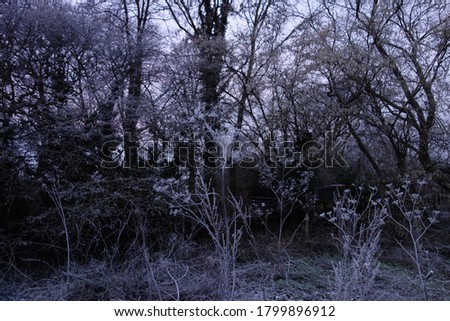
[1,237,449,301]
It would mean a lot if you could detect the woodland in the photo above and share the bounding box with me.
[1,0,450,300]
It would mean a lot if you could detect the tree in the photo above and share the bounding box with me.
[119,0,154,168]
[310,0,450,186]
[165,0,231,168]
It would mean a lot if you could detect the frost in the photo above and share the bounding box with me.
[417,179,427,186]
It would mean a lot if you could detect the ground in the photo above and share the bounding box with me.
[1,228,449,301]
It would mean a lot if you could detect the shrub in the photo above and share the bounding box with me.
[321,187,386,300]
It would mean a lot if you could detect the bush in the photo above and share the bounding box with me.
[322,187,386,300]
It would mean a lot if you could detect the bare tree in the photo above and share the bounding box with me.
[119,0,154,167]
[314,0,450,186]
